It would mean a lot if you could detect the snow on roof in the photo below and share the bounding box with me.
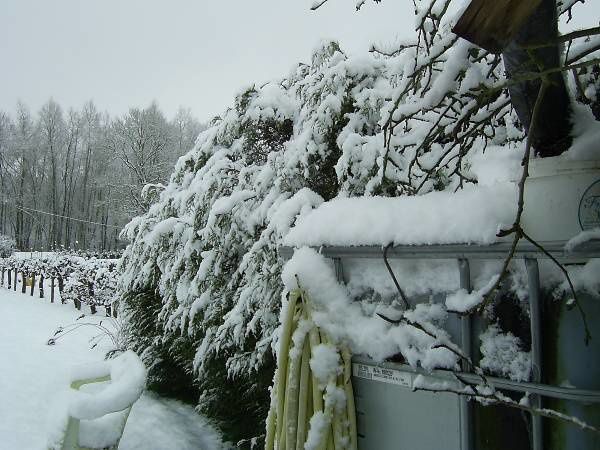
[283,183,517,248]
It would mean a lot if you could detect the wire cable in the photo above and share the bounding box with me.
[14,205,122,229]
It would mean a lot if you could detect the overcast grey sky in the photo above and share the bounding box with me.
[1,1,598,122]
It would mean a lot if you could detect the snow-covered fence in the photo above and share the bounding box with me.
[0,253,119,316]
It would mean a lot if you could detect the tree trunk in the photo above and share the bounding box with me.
[502,0,572,156]
[16,163,25,249]
[78,142,93,248]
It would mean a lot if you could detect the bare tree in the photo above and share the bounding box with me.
[0,99,202,250]
[61,108,82,245]
[108,102,173,213]
[38,99,65,247]
[172,106,205,156]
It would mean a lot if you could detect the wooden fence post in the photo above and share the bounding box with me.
[30,273,35,296]
[13,269,17,291]
[7,270,11,290]
[1,268,4,287]
[58,275,67,304]
[58,276,65,304]
[50,277,55,303]
[88,281,96,314]
[39,274,44,298]
[21,272,26,294]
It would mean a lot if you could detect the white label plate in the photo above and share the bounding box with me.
[352,363,413,388]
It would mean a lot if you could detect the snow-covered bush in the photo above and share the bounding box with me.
[62,271,90,309]
[94,263,119,307]
[0,252,120,312]
[117,1,599,444]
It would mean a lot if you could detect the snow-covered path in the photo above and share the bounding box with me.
[0,287,226,450]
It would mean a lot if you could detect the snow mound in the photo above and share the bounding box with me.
[69,350,147,420]
[47,351,147,450]
[565,228,600,252]
[479,325,531,382]
[284,183,516,247]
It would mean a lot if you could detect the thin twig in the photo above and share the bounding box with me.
[415,375,600,435]
[377,312,470,369]
[461,80,549,315]
[382,244,409,309]
[520,229,592,344]
[523,26,600,49]
[310,0,330,11]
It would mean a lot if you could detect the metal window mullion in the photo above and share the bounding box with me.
[458,258,473,450]
[525,257,543,450]
[459,259,472,364]
[333,257,344,283]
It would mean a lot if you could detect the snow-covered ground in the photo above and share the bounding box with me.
[0,287,227,450]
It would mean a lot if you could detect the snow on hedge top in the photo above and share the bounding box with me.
[284,183,516,247]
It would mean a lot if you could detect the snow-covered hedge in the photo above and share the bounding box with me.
[117,4,600,444]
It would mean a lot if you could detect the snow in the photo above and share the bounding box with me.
[323,382,347,412]
[412,374,453,392]
[554,258,600,297]
[304,411,329,450]
[479,324,531,382]
[310,344,342,385]
[565,228,600,252]
[283,183,516,247]
[466,145,523,186]
[345,258,459,299]
[246,83,298,122]
[282,247,458,370]
[445,275,499,313]
[68,351,146,421]
[567,35,600,66]
[210,190,256,216]
[79,410,130,449]
[0,287,227,450]
[564,105,600,160]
